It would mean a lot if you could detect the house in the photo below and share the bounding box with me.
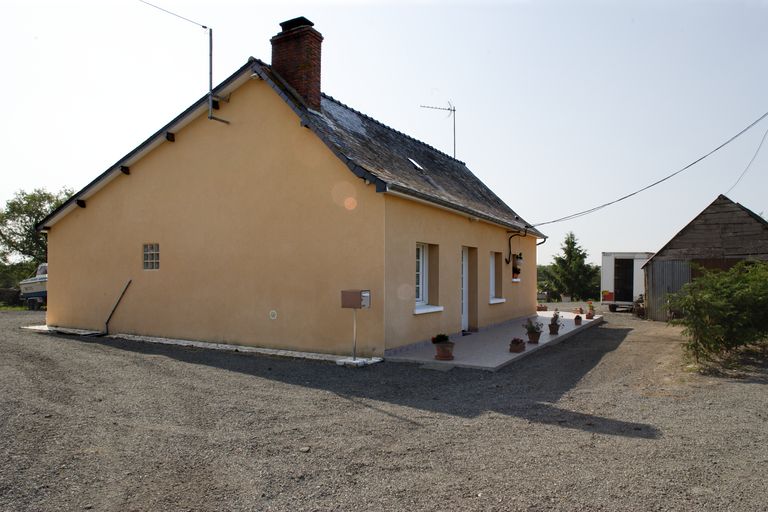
[643,194,768,321]
[37,17,544,357]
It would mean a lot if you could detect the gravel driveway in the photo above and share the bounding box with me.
[1,310,766,511]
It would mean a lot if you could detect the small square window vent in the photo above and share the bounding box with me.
[143,243,160,270]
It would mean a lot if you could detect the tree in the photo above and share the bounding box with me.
[0,261,37,289]
[0,188,71,265]
[541,232,600,301]
[536,264,560,301]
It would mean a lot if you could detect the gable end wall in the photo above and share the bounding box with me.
[654,198,768,261]
[46,79,386,356]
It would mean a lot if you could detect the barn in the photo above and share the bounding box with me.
[643,194,768,321]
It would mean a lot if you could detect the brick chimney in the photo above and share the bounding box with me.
[271,17,323,111]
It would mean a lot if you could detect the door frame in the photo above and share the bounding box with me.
[461,246,478,332]
[461,247,469,331]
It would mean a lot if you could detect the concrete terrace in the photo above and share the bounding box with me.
[25,310,603,372]
[385,310,603,371]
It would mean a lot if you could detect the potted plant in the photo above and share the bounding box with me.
[523,318,543,343]
[586,301,595,320]
[536,303,548,312]
[574,314,582,326]
[572,306,584,315]
[509,337,526,353]
[512,266,521,279]
[549,311,563,335]
[432,333,454,361]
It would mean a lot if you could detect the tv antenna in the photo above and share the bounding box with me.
[138,0,228,124]
[420,102,456,158]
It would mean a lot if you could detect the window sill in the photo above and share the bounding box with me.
[413,304,444,315]
[511,278,521,283]
[489,297,506,305]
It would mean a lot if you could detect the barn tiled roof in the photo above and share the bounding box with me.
[642,194,768,266]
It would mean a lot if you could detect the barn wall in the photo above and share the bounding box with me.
[645,260,691,322]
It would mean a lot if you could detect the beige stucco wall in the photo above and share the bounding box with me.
[383,195,538,349]
[47,78,386,356]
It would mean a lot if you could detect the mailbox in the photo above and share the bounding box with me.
[341,289,371,309]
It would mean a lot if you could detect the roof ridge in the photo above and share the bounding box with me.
[320,93,466,165]
[734,200,768,228]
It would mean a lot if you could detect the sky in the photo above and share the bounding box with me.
[2,0,767,265]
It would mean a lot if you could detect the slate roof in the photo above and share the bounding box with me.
[254,60,542,236]
[315,96,541,235]
[39,58,543,237]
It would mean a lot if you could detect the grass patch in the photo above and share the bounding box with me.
[0,305,26,311]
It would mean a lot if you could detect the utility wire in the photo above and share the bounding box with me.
[532,110,768,228]
[725,124,768,195]
[138,0,207,28]
[137,0,228,123]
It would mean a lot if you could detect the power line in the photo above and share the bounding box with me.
[531,110,768,228]
[138,0,207,28]
[725,125,768,195]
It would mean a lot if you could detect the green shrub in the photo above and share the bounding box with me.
[668,260,768,361]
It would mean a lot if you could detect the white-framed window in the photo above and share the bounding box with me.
[489,251,505,303]
[416,243,428,305]
[143,243,160,270]
[414,243,443,315]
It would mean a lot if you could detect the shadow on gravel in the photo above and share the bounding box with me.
[49,323,660,440]
[693,345,768,384]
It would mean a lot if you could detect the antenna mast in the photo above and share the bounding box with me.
[420,102,456,158]
[138,0,228,124]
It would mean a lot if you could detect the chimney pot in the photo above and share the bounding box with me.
[271,17,323,111]
[279,16,314,32]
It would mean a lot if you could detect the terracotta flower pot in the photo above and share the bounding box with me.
[509,341,526,353]
[586,311,595,320]
[574,316,582,326]
[434,342,455,361]
[549,324,560,335]
[527,331,542,344]
[536,305,548,312]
